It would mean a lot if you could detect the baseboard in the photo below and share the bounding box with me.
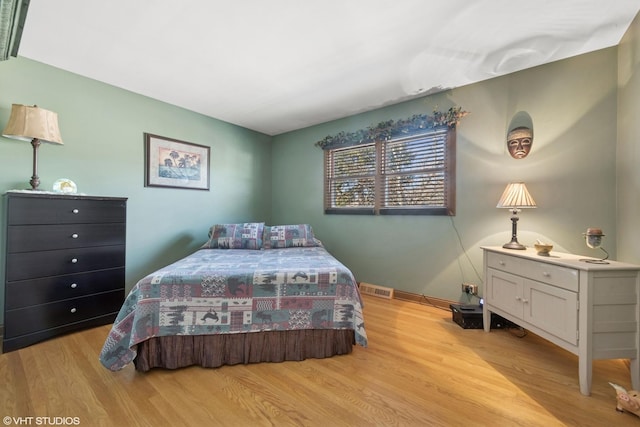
[392,290,455,310]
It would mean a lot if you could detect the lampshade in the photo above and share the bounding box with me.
[2,104,63,145]
[2,104,63,190]
[496,182,536,209]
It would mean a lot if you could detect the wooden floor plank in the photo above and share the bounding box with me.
[1,295,639,426]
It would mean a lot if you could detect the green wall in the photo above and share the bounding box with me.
[0,57,272,323]
[272,47,620,303]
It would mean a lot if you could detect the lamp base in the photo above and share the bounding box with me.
[29,138,42,191]
[580,259,610,264]
[503,212,526,250]
[29,176,40,191]
[503,240,526,250]
[579,247,609,264]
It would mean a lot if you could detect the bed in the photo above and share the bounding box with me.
[100,223,367,372]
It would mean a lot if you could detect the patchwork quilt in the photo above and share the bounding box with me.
[100,246,367,370]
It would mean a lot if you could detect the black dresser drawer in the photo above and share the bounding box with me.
[6,245,126,282]
[4,289,124,338]
[7,223,126,253]
[5,268,125,310]
[7,196,126,225]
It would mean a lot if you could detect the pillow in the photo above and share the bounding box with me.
[203,222,264,249]
[263,224,319,249]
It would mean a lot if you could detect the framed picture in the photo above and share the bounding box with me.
[144,133,210,190]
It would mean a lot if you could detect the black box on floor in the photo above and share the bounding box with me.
[449,304,512,329]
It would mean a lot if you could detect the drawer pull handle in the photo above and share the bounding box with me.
[543,272,551,277]
[71,233,79,239]
[72,209,79,214]
[516,296,521,301]
[70,308,77,313]
[522,298,529,304]
[70,283,77,289]
[499,261,506,266]
[71,258,78,264]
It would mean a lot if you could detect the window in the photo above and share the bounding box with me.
[324,127,455,215]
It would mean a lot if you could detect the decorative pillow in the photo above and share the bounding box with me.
[263,224,319,249]
[203,222,264,249]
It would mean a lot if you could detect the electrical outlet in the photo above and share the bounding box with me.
[461,283,478,295]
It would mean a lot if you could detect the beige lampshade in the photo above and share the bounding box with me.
[2,104,63,145]
[496,182,537,208]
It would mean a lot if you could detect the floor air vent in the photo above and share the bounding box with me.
[359,282,394,299]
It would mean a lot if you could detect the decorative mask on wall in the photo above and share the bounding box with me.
[506,112,534,159]
[507,126,533,159]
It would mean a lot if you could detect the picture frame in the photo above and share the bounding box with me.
[144,133,210,190]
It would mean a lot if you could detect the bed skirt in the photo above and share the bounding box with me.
[133,329,356,372]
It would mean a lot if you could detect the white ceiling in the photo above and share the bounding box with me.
[17,1,640,136]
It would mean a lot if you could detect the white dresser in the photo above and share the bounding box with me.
[481,246,640,395]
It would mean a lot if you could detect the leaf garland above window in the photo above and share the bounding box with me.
[315,107,469,150]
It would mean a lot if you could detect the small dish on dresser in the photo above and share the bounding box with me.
[53,178,77,194]
[534,243,553,255]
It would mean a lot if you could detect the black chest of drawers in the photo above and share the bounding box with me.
[2,192,127,353]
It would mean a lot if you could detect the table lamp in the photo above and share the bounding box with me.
[496,182,537,250]
[580,227,609,264]
[2,104,63,190]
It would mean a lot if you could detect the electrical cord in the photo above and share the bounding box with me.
[508,327,528,338]
[417,294,451,312]
[462,288,482,304]
[449,215,484,285]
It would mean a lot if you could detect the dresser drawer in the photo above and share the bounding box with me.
[5,268,125,310]
[520,261,579,292]
[7,196,126,225]
[4,289,124,338]
[6,245,125,282]
[486,251,523,275]
[486,251,578,292]
[7,223,126,253]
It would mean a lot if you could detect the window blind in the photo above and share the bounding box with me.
[324,127,455,215]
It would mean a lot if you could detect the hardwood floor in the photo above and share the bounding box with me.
[1,295,639,426]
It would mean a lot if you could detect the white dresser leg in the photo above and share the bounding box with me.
[630,357,640,390]
[578,355,593,396]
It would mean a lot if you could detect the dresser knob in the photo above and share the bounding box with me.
[71,258,78,264]
[70,283,78,289]
[543,272,551,277]
[72,208,79,214]
[70,308,77,313]
[499,261,506,266]
[71,233,79,239]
